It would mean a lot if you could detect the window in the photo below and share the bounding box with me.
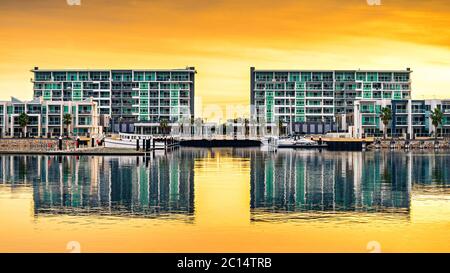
[379,72,392,82]
[134,72,144,81]
[53,72,66,81]
[356,72,366,81]
[367,72,378,81]
[35,72,51,81]
[300,72,312,82]
[255,72,273,81]
[274,72,288,82]
[172,72,189,81]
[156,72,170,81]
[393,73,409,82]
[79,72,89,81]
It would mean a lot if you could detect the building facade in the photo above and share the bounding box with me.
[250,67,412,134]
[0,97,101,137]
[353,99,450,138]
[32,67,196,132]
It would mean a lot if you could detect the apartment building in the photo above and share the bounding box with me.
[0,97,101,137]
[353,99,450,138]
[32,67,196,132]
[250,67,412,134]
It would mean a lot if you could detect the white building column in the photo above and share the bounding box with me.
[353,102,361,138]
[407,99,413,139]
[38,114,42,137]
[10,116,14,137]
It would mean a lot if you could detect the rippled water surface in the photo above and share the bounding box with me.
[0,148,449,252]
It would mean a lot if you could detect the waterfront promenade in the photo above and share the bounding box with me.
[0,136,449,155]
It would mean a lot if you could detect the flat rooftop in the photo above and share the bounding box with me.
[31,68,196,73]
[251,68,412,73]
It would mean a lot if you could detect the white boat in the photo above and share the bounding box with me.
[277,137,296,147]
[294,137,317,146]
[260,136,278,151]
[104,133,152,149]
[264,136,320,148]
[105,133,180,150]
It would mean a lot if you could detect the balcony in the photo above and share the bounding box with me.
[78,109,92,114]
[362,121,377,126]
[395,109,408,114]
[395,121,408,126]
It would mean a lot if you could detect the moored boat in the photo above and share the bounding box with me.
[104,133,152,149]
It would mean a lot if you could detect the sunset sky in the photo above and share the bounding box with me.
[0,0,449,119]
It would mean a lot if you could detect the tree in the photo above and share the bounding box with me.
[18,113,29,138]
[118,116,123,133]
[190,117,195,136]
[244,118,249,137]
[278,118,285,136]
[159,118,169,135]
[194,118,203,137]
[63,113,72,137]
[380,107,392,139]
[430,107,443,140]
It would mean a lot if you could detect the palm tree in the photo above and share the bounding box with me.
[430,107,443,140]
[18,113,29,138]
[159,118,169,135]
[118,116,123,133]
[278,118,285,136]
[190,117,195,136]
[194,118,203,137]
[244,118,249,137]
[63,113,72,137]
[222,123,227,136]
[380,107,392,139]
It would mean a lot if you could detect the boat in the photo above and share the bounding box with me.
[260,136,278,151]
[104,133,180,150]
[294,137,317,146]
[104,133,152,149]
[271,136,326,149]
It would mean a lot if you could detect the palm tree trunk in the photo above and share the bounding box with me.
[435,126,438,142]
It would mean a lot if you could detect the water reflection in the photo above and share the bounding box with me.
[0,149,449,224]
[250,150,450,221]
[0,150,203,219]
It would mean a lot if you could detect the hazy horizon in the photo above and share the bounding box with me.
[1,0,449,120]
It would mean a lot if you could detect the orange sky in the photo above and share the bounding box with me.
[0,0,449,119]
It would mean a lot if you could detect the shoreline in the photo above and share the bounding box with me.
[0,146,449,156]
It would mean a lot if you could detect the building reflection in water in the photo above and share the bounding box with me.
[0,150,202,220]
[1,149,449,223]
[250,150,450,220]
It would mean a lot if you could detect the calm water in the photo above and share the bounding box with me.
[0,148,449,252]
